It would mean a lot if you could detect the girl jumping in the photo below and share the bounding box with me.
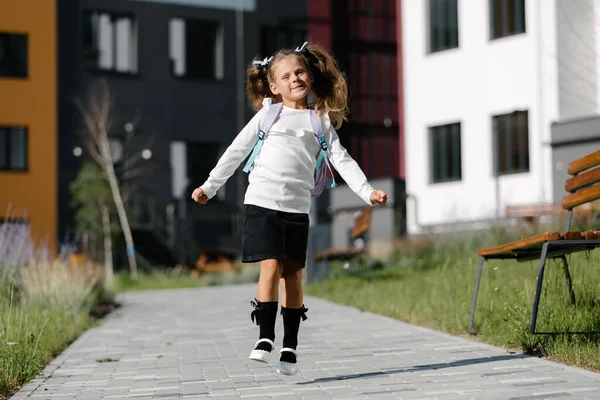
[191,42,387,376]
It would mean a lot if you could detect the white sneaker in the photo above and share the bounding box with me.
[249,338,274,363]
[277,348,298,376]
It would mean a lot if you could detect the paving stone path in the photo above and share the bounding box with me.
[11,284,600,399]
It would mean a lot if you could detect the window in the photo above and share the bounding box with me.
[493,110,529,175]
[429,122,461,183]
[490,0,526,39]
[0,33,28,78]
[170,18,223,81]
[82,11,138,74]
[0,126,28,171]
[429,0,459,53]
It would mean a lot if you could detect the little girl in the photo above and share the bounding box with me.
[192,42,387,376]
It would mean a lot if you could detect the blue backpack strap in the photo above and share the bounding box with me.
[242,102,284,173]
[308,109,336,188]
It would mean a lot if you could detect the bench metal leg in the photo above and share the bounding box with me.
[468,257,486,334]
[530,242,550,334]
[560,255,576,306]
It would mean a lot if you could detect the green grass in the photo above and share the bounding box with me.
[114,264,260,293]
[0,260,108,399]
[114,269,206,292]
[305,228,600,372]
[0,299,93,398]
[115,264,260,292]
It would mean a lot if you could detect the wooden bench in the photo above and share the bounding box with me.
[312,207,372,263]
[469,149,600,335]
[194,248,238,274]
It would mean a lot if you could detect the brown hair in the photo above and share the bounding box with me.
[246,43,349,129]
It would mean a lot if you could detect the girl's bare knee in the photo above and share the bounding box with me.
[282,262,302,280]
[260,259,283,279]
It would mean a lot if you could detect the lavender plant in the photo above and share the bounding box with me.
[0,220,33,293]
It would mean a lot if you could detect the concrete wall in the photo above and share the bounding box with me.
[556,0,600,119]
[328,178,405,257]
[550,115,600,202]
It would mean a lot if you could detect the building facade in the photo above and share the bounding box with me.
[2,0,308,264]
[306,0,405,264]
[0,0,58,252]
[402,0,600,234]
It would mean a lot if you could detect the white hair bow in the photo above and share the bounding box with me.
[295,41,309,53]
[253,56,273,69]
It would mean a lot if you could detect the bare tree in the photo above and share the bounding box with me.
[101,204,114,284]
[75,80,139,280]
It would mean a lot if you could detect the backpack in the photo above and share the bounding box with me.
[242,100,336,197]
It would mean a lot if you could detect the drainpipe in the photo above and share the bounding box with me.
[235,1,245,240]
[535,0,547,203]
[404,193,422,232]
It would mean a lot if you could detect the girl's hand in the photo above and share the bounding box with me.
[191,187,209,204]
[370,189,387,206]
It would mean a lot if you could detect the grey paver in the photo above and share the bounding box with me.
[9,284,600,399]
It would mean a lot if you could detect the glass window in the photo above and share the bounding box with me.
[170,18,224,81]
[430,122,462,183]
[82,11,138,74]
[0,126,28,171]
[490,0,526,39]
[493,110,529,175]
[429,0,459,53]
[0,33,28,78]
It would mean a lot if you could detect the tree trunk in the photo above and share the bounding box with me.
[101,203,114,284]
[105,159,138,280]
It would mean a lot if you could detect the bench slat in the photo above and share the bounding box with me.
[561,184,600,210]
[478,232,561,257]
[565,167,600,192]
[350,207,372,239]
[567,150,600,175]
[560,232,582,240]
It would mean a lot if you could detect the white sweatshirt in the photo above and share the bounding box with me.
[200,102,375,214]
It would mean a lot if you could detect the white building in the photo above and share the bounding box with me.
[401,0,600,234]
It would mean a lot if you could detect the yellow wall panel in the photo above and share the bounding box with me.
[0,0,57,253]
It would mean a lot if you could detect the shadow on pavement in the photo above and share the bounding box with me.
[295,353,533,384]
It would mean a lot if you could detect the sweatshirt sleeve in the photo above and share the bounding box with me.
[199,107,267,199]
[324,120,375,205]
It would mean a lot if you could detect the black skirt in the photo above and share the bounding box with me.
[241,204,310,268]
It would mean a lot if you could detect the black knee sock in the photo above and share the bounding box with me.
[250,299,278,352]
[280,305,308,363]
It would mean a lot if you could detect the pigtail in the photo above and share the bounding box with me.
[302,44,349,129]
[246,44,348,127]
[246,58,279,111]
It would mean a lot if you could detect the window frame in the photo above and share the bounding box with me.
[81,9,139,76]
[427,0,459,54]
[489,0,526,40]
[169,16,225,82]
[428,121,462,184]
[0,32,28,79]
[492,110,529,176]
[0,125,28,172]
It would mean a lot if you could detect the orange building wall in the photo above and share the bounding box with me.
[0,0,57,252]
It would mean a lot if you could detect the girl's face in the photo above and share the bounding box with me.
[269,55,312,108]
